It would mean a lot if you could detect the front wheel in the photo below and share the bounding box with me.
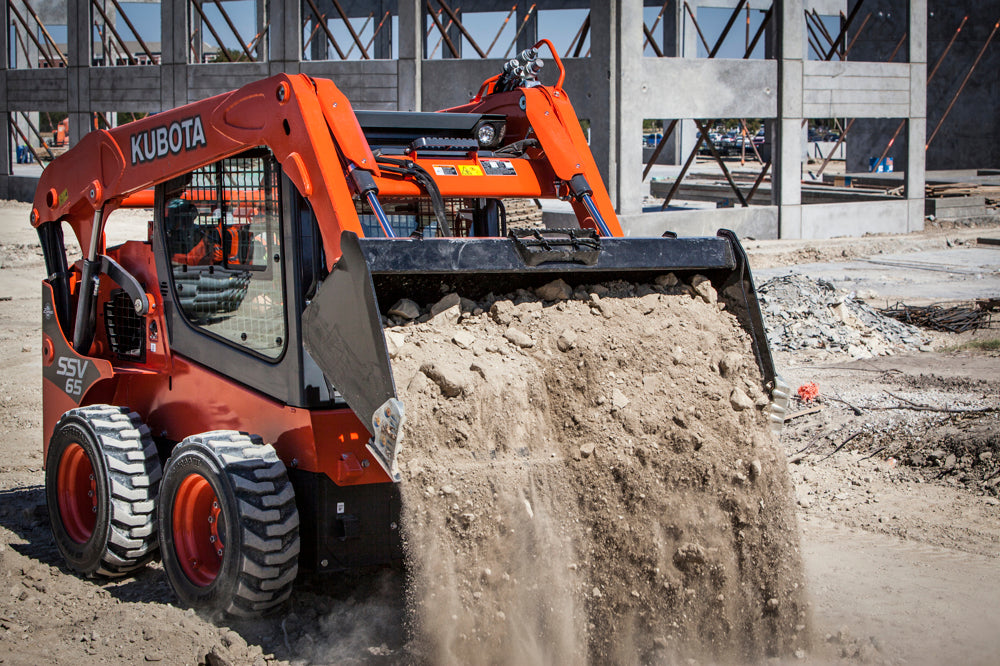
[158,431,300,616]
[45,405,161,577]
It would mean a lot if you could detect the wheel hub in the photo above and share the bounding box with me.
[57,442,98,544]
[173,474,225,586]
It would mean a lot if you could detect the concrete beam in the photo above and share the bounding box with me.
[638,59,777,119]
[801,200,910,238]
[802,61,911,118]
[546,205,780,240]
[187,62,271,101]
[89,67,163,111]
[301,60,400,110]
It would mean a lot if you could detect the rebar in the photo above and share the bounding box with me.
[879,302,995,333]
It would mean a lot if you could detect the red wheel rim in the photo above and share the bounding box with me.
[57,442,98,544]
[173,473,225,587]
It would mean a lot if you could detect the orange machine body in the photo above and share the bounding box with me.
[33,42,630,571]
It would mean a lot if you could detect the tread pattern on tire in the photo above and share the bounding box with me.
[58,405,161,576]
[174,430,299,616]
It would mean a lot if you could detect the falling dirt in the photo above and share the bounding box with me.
[388,277,809,664]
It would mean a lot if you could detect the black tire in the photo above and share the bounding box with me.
[158,431,300,616]
[45,405,161,577]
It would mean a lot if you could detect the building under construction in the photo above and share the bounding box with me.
[2,0,998,239]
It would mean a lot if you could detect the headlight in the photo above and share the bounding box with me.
[475,120,506,149]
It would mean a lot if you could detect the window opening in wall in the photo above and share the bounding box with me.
[301,0,392,61]
[188,0,265,64]
[801,117,907,203]
[644,118,772,210]
[648,2,773,60]
[91,0,161,66]
[685,3,772,60]
[8,0,68,68]
[9,110,68,169]
[805,0,908,63]
[423,3,529,60]
[162,148,286,359]
[537,8,589,58]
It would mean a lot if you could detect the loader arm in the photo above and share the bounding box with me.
[30,73,377,268]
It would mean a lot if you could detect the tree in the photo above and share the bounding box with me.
[210,47,254,63]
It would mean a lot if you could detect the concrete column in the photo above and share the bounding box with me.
[162,0,188,108]
[374,0,392,60]
[67,0,90,148]
[587,0,616,204]
[676,0,699,162]
[255,0,266,62]
[657,0,681,165]
[906,0,927,232]
[615,0,644,216]
[515,4,538,55]
[268,0,299,75]
[191,5,203,64]
[446,7,462,58]
[1,0,10,177]
[775,0,804,238]
[397,0,422,111]
[661,1,679,57]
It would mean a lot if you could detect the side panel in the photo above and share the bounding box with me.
[114,356,393,486]
[41,282,115,459]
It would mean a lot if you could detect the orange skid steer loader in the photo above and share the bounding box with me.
[32,42,786,616]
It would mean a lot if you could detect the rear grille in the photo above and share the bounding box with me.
[104,289,146,362]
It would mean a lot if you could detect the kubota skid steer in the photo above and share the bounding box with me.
[32,42,787,616]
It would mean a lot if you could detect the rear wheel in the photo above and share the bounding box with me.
[45,405,161,576]
[158,431,299,616]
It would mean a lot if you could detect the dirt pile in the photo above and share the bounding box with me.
[758,274,932,358]
[387,276,808,664]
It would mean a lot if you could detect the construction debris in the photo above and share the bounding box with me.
[878,302,996,333]
[758,275,932,357]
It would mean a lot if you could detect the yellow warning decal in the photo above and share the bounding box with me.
[459,164,484,176]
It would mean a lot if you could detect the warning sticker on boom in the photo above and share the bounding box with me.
[481,159,517,176]
[433,165,458,176]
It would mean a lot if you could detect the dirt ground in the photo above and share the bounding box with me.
[0,198,997,665]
